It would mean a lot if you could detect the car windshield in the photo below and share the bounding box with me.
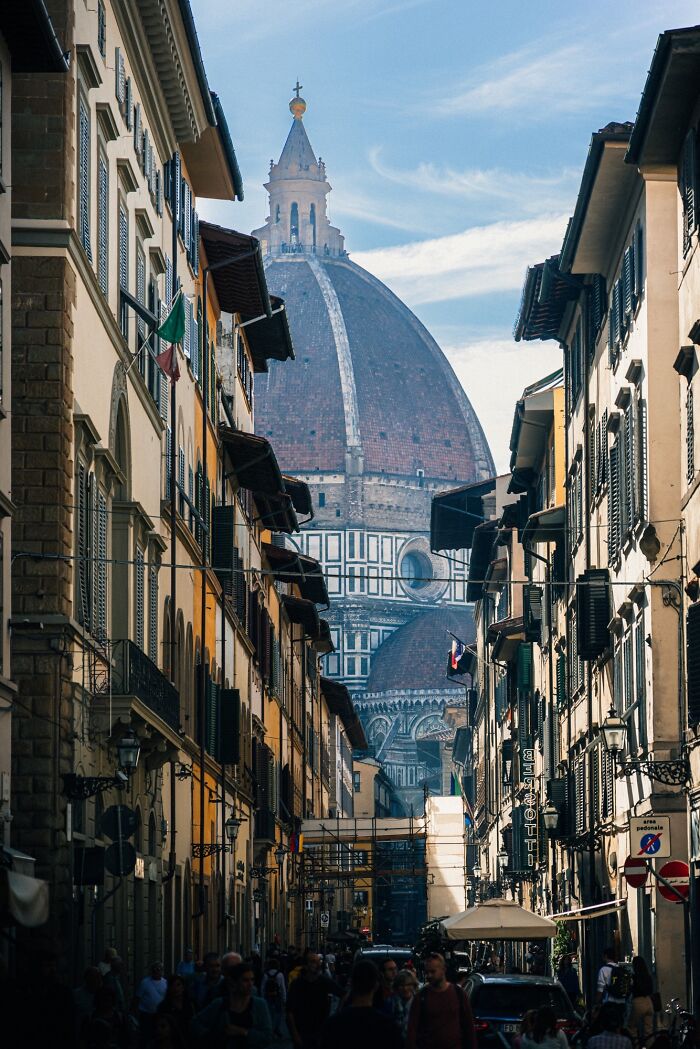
[471,984,572,1019]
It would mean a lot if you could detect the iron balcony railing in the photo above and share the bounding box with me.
[111,639,180,731]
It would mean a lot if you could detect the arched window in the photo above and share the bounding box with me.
[290,202,299,242]
[310,204,316,251]
[148,812,157,856]
[275,204,280,223]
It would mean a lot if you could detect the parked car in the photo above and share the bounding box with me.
[463,974,580,1049]
[353,944,418,972]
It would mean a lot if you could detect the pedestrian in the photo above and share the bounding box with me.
[374,958,398,1014]
[157,974,195,1048]
[286,950,343,1049]
[136,962,168,1043]
[406,952,476,1049]
[557,956,581,1011]
[176,949,196,980]
[521,1007,569,1049]
[630,958,655,1045]
[596,948,632,1008]
[105,956,127,1013]
[150,1013,180,1049]
[98,948,119,977]
[320,960,403,1049]
[514,1010,537,1049]
[392,969,419,1037]
[74,966,103,1041]
[587,1004,633,1049]
[84,984,130,1049]
[261,954,286,1037]
[191,960,273,1047]
[192,952,223,1010]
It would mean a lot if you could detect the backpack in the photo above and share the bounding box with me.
[606,964,633,1001]
[264,970,281,1002]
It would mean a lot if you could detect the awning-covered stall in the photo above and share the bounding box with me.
[442,899,556,940]
[430,478,496,552]
[262,542,329,606]
[320,676,367,749]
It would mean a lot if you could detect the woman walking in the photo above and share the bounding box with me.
[630,957,655,1046]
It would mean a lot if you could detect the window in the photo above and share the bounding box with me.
[97,0,107,56]
[97,153,109,295]
[76,463,94,631]
[353,771,361,792]
[78,96,92,261]
[135,546,145,650]
[95,491,107,642]
[680,128,698,256]
[290,202,299,241]
[148,562,159,664]
[687,385,695,483]
[118,201,128,334]
[347,657,356,676]
[135,243,146,350]
[318,492,325,508]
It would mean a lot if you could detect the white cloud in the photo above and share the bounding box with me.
[445,337,563,472]
[368,148,579,217]
[429,41,635,118]
[352,213,569,304]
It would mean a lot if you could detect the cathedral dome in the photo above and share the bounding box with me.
[365,607,475,693]
[252,98,493,485]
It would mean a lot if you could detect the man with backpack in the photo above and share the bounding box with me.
[407,953,476,1049]
[261,954,287,1038]
[595,947,633,1008]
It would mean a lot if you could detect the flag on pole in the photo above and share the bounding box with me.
[155,289,185,382]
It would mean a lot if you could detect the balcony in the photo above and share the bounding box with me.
[90,640,182,772]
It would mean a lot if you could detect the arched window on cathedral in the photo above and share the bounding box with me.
[310,203,316,250]
[275,204,280,224]
[290,202,299,243]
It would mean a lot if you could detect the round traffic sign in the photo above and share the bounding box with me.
[100,804,137,842]
[623,855,648,889]
[640,833,661,855]
[658,860,689,903]
[104,841,137,877]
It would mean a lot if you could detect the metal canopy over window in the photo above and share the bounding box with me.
[466,520,498,602]
[315,619,334,655]
[282,595,320,638]
[219,426,285,496]
[262,542,329,606]
[430,478,495,552]
[253,490,298,534]
[514,255,581,343]
[320,677,367,749]
[521,505,566,546]
[243,295,295,374]
[199,221,270,316]
[282,475,314,518]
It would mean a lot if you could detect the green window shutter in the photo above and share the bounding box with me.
[133,102,142,156]
[78,99,92,261]
[634,223,644,298]
[204,478,211,560]
[115,47,125,105]
[556,652,567,710]
[178,447,185,516]
[205,677,219,758]
[97,0,106,56]
[622,246,634,320]
[76,463,88,628]
[517,642,533,691]
[165,427,172,500]
[118,204,129,337]
[219,689,241,765]
[681,128,697,254]
[687,386,695,484]
[608,438,620,561]
[125,77,132,130]
[575,759,586,835]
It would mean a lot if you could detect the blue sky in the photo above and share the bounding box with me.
[191,0,698,470]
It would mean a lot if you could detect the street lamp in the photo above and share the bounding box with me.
[274,844,288,867]
[62,729,141,800]
[542,802,559,836]
[600,704,689,785]
[497,847,509,872]
[225,816,243,843]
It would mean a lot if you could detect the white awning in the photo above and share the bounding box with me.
[442,898,556,940]
[549,899,626,923]
[0,868,49,927]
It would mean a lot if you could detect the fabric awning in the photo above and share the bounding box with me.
[488,617,525,662]
[243,296,295,373]
[282,475,314,518]
[253,491,298,534]
[514,256,581,343]
[442,899,556,940]
[549,899,626,923]
[219,427,285,497]
[282,595,320,637]
[314,619,334,655]
[262,543,329,606]
[430,479,496,552]
[467,521,498,602]
[0,867,50,927]
[320,677,367,749]
[522,505,566,547]
[199,221,270,317]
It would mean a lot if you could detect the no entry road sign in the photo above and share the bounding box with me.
[630,815,671,858]
[623,855,648,889]
[658,860,689,903]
